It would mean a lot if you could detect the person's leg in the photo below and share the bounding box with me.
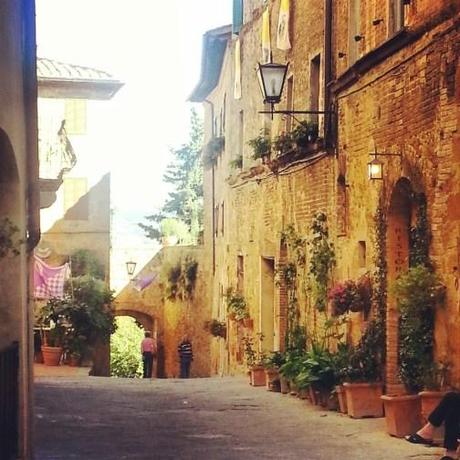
[142,353,148,378]
[180,359,186,378]
[185,361,191,378]
[146,353,153,378]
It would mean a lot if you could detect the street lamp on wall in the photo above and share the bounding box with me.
[126,260,137,279]
[367,148,402,181]
[257,61,335,120]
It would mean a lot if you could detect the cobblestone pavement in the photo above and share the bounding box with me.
[34,376,442,460]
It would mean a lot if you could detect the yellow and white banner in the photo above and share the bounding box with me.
[261,7,271,63]
[234,38,242,100]
[277,0,291,51]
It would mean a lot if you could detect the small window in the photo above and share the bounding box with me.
[388,0,404,37]
[237,255,244,293]
[358,241,367,268]
[214,205,219,237]
[64,99,87,135]
[233,0,244,35]
[221,202,225,236]
[310,55,321,125]
[239,110,244,161]
[63,177,88,220]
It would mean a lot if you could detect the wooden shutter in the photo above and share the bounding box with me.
[233,0,243,35]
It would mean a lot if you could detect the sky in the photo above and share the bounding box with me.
[36,0,232,290]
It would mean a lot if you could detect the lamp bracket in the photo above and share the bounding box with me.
[258,110,335,115]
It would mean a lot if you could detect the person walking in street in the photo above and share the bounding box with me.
[178,336,193,378]
[141,331,156,378]
[406,391,460,460]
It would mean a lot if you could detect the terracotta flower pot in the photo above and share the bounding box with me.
[250,366,266,386]
[41,346,63,366]
[343,382,384,418]
[69,354,82,367]
[336,385,348,414]
[418,391,447,423]
[280,375,290,394]
[265,367,280,391]
[381,394,421,437]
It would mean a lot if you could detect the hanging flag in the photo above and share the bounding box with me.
[34,255,71,299]
[234,38,242,100]
[261,7,271,63]
[277,0,291,51]
[133,273,158,292]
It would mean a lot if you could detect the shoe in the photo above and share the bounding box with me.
[439,457,455,460]
[405,433,433,445]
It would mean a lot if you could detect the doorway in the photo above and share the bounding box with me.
[260,257,275,353]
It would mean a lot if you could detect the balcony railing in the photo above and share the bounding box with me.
[39,120,77,180]
[0,341,19,460]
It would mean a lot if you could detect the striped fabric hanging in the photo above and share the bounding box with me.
[277,0,291,50]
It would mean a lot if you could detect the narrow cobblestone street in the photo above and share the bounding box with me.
[35,376,442,460]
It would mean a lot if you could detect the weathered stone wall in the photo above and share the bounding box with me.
[333,1,460,386]
[200,0,460,386]
[115,245,212,378]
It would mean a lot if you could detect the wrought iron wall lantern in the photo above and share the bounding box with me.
[256,61,335,120]
[126,260,137,278]
[367,148,402,180]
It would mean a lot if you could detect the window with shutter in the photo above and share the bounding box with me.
[233,0,244,35]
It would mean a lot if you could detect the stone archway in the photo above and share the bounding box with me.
[386,177,413,394]
[115,309,154,333]
[0,128,21,348]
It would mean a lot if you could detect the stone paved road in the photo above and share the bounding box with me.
[35,376,442,460]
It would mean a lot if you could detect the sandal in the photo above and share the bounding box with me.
[440,457,455,460]
[405,433,433,445]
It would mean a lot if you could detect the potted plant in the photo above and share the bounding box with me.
[343,320,385,418]
[331,343,354,414]
[229,155,243,170]
[419,361,450,424]
[272,132,294,156]
[225,287,249,321]
[279,351,304,396]
[248,129,271,162]
[67,335,86,367]
[328,276,372,317]
[263,351,285,392]
[204,319,227,339]
[242,335,266,386]
[380,266,446,436]
[291,120,319,149]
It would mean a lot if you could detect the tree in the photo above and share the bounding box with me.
[139,108,203,242]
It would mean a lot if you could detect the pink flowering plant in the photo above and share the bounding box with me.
[328,277,371,316]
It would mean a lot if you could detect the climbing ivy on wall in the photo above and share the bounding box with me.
[307,212,335,313]
[409,193,431,269]
[277,225,306,351]
[163,257,199,302]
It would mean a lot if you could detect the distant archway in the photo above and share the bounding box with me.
[115,309,153,333]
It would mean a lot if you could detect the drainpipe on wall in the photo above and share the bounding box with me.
[324,0,334,151]
[22,1,40,458]
[204,99,216,274]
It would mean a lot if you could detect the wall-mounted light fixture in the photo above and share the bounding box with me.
[368,147,402,180]
[126,260,137,279]
[257,61,335,119]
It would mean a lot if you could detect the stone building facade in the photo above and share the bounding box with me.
[191,0,460,388]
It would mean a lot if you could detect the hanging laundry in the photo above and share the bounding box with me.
[234,38,242,99]
[261,7,271,63]
[133,273,158,292]
[277,0,291,51]
[34,255,71,299]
